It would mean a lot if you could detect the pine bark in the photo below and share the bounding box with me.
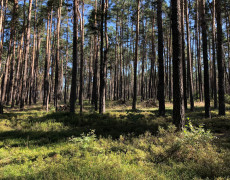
[181,0,187,110]
[70,0,78,113]
[212,0,217,108]
[201,0,211,118]
[132,0,140,110]
[64,17,69,104]
[20,0,33,110]
[2,0,17,108]
[185,0,194,111]
[55,0,62,111]
[157,0,165,116]
[99,0,105,114]
[29,0,37,105]
[171,0,185,130]
[92,0,98,111]
[216,0,225,115]
[79,0,84,113]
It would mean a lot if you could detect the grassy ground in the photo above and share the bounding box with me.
[0,100,230,179]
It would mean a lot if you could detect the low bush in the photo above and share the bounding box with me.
[1,105,230,179]
[225,94,230,104]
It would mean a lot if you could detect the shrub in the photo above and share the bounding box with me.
[225,94,230,104]
[69,130,96,149]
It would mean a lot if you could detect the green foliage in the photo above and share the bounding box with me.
[1,104,230,179]
[69,130,96,149]
[182,118,215,145]
[225,94,230,104]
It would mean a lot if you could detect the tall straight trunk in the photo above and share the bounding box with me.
[7,34,16,105]
[171,0,185,130]
[60,55,63,94]
[116,17,119,101]
[50,21,56,105]
[169,27,173,102]
[0,0,5,73]
[105,0,108,101]
[122,18,125,102]
[70,0,78,113]
[194,32,198,95]
[92,0,98,110]
[2,0,18,105]
[141,20,145,102]
[114,13,118,101]
[29,0,37,105]
[43,12,50,106]
[0,0,4,35]
[225,8,230,92]
[33,31,41,104]
[0,0,7,75]
[99,0,105,114]
[20,0,33,110]
[17,1,26,107]
[64,17,69,104]
[11,33,24,107]
[149,12,155,99]
[196,0,203,101]
[212,0,217,108]
[185,0,194,111]
[132,0,140,110]
[87,37,93,101]
[201,0,211,118]
[79,0,84,113]
[181,0,187,110]
[151,13,156,101]
[216,0,225,115]
[43,9,52,112]
[157,0,165,116]
[55,0,62,111]
[120,17,124,100]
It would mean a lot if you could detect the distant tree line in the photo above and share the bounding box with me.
[0,0,229,129]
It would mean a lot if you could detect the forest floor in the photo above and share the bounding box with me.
[0,100,230,179]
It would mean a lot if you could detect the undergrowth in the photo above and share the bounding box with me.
[0,103,230,179]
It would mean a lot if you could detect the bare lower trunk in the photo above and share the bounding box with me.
[216,0,225,115]
[172,0,185,130]
[20,0,33,110]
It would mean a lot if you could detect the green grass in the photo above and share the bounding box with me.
[0,100,230,179]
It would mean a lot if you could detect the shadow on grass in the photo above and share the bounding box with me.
[0,111,170,147]
[1,104,229,148]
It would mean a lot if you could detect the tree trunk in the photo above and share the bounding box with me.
[92,0,98,111]
[79,0,84,114]
[1,0,18,106]
[99,0,105,114]
[212,0,217,108]
[7,31,17,105]
[20,0,33,110]
[55,0,62,111]
[181,0,187,110]
[43,8,52,112]
[11,32,24,107]
[70,0,78,113]
[87,37,93,102]
[157,0,165,116]
[171,0,185,130]
[196,0,203,102]
[33,31,41,104]
[185,0,194,111]
[29,0,37,106]
[216,0,225,115]
[64,17,69,104]
[201,0,211,118]
[132,0,140,110]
